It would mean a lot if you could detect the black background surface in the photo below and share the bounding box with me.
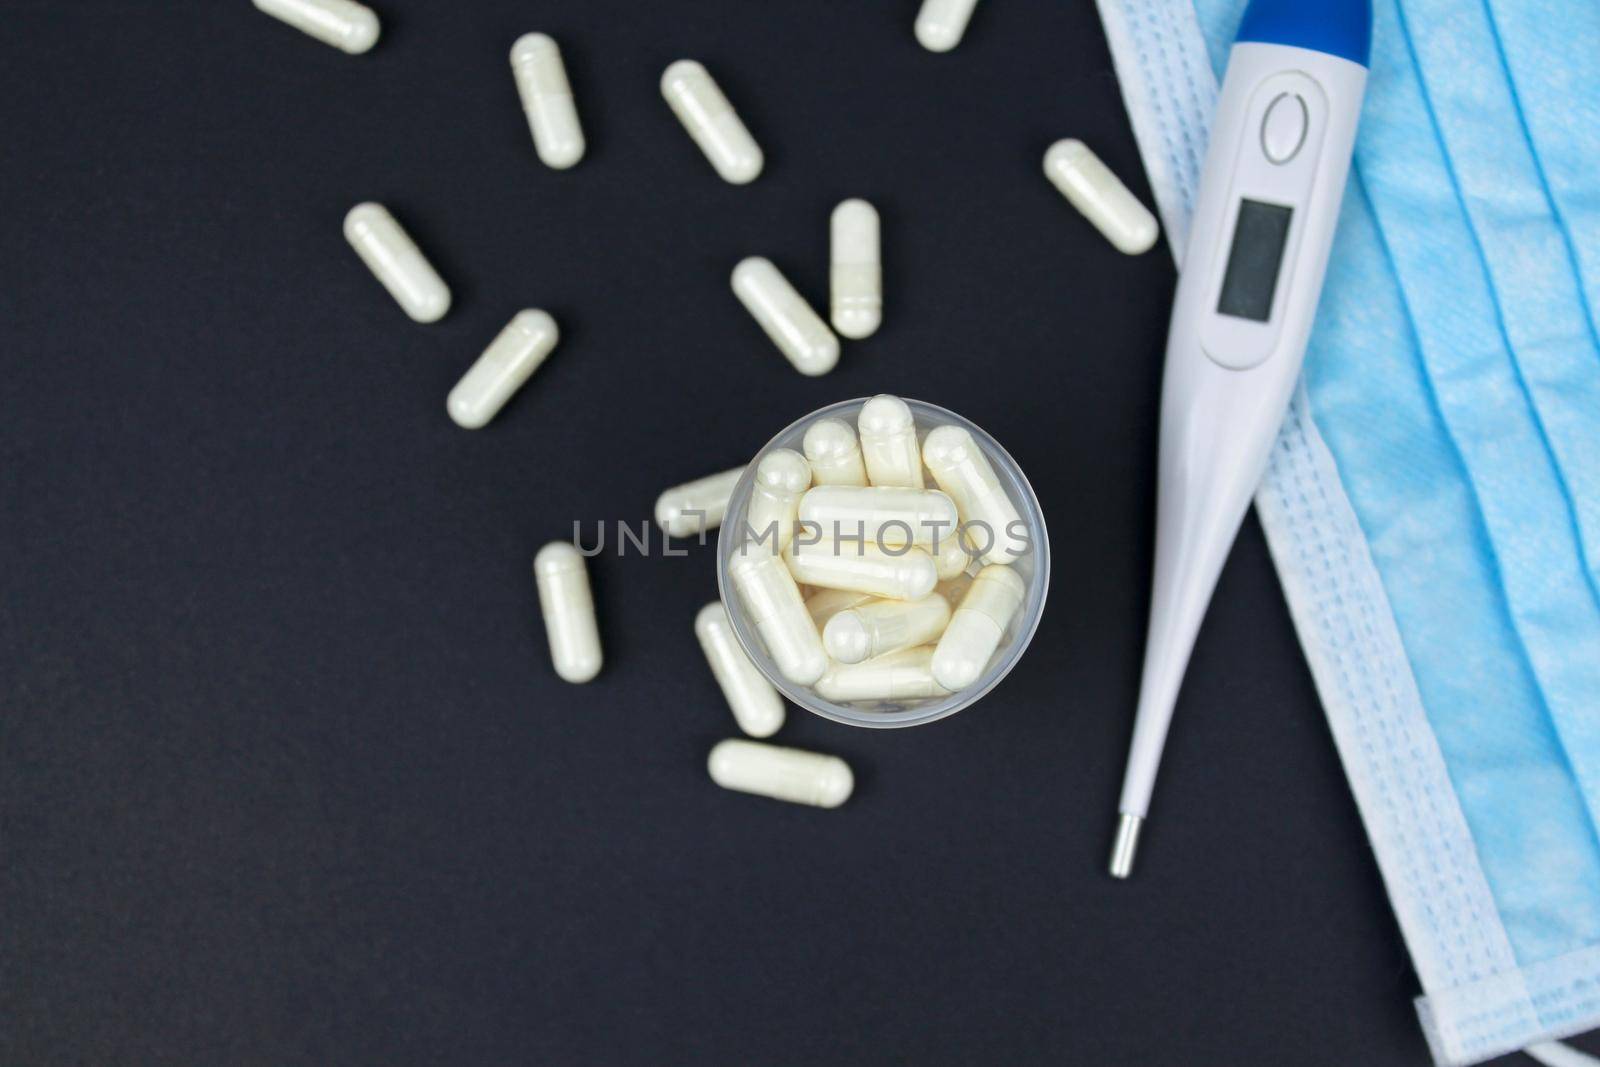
[0,2,1550,1064]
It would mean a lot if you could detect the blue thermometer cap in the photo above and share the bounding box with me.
[1235,0,1371,67]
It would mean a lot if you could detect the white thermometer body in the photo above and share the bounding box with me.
[1113,38,1368,876]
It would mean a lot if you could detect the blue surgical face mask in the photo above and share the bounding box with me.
[1097,0,1600,1062]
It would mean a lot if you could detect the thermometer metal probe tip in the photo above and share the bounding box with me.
[1108,813,1142,878]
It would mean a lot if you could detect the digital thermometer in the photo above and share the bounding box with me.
[1110,0,1371,877]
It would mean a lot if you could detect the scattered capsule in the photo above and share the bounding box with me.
[661,60,764,184]
[343,203,451,323]
[932,564,1026,691]
[656,466,745,539]
[1043,139,1159,255]
[915,0,981,52]
[746,449,812,553]
[511,34,584,170]
[785,539,937,601]
[802,417,868,487]
[707,739,854,808]
[823,593,952,665]
[798,485,958,549]
[731,258,840,377]
[830,199,882,339]
[447,310,558,429]
[858,395,924,488]
[805,587,876,629]
[728,552,828,685]
[816,646,950,703]
[922,425,1028,565]
[534,543,602,683]
[696,603,785,738]
[253,0,379,54]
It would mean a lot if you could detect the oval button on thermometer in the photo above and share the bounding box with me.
[1261,92,1308,164]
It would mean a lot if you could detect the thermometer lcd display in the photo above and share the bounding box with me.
[1217,199,1293,322]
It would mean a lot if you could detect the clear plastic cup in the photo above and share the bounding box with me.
[716,398,1050,728]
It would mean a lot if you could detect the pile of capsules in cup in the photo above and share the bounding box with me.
[252,0,1159,810]
[724,394,1030,706]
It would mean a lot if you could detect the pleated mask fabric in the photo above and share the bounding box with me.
[1097,0,1600,1060]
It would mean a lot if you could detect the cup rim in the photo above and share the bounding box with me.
[715,397,1051,729]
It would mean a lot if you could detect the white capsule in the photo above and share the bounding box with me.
[922,425,1029,565]
[802,417,868,487]
[932,531,972,581]
[655,466,745,539]
[343,203,451,323]
[533,542,602,683]
[731,258,840,377]
[728,552,828,685]
[830,199,882,339]
[695,603,785,738]
[1043,139,1160,256]
[510,34,585,170]
[447,310,558,429]
[804,587,876,629]
[823,593,952,665]
[785,539,938,601]
[915,0,981,52]
[857,394,924,488]
[253,0,379,54]
[815,646,951,704]
[797,485,958,551]
[661,60,764,184]
[932,564,1026,691]
[746,449,812,552]
[707,739,853,808]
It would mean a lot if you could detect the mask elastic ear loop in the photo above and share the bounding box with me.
[1526,1041,1600,1067]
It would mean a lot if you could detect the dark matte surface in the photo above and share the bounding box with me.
[0,2,1540,1064]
